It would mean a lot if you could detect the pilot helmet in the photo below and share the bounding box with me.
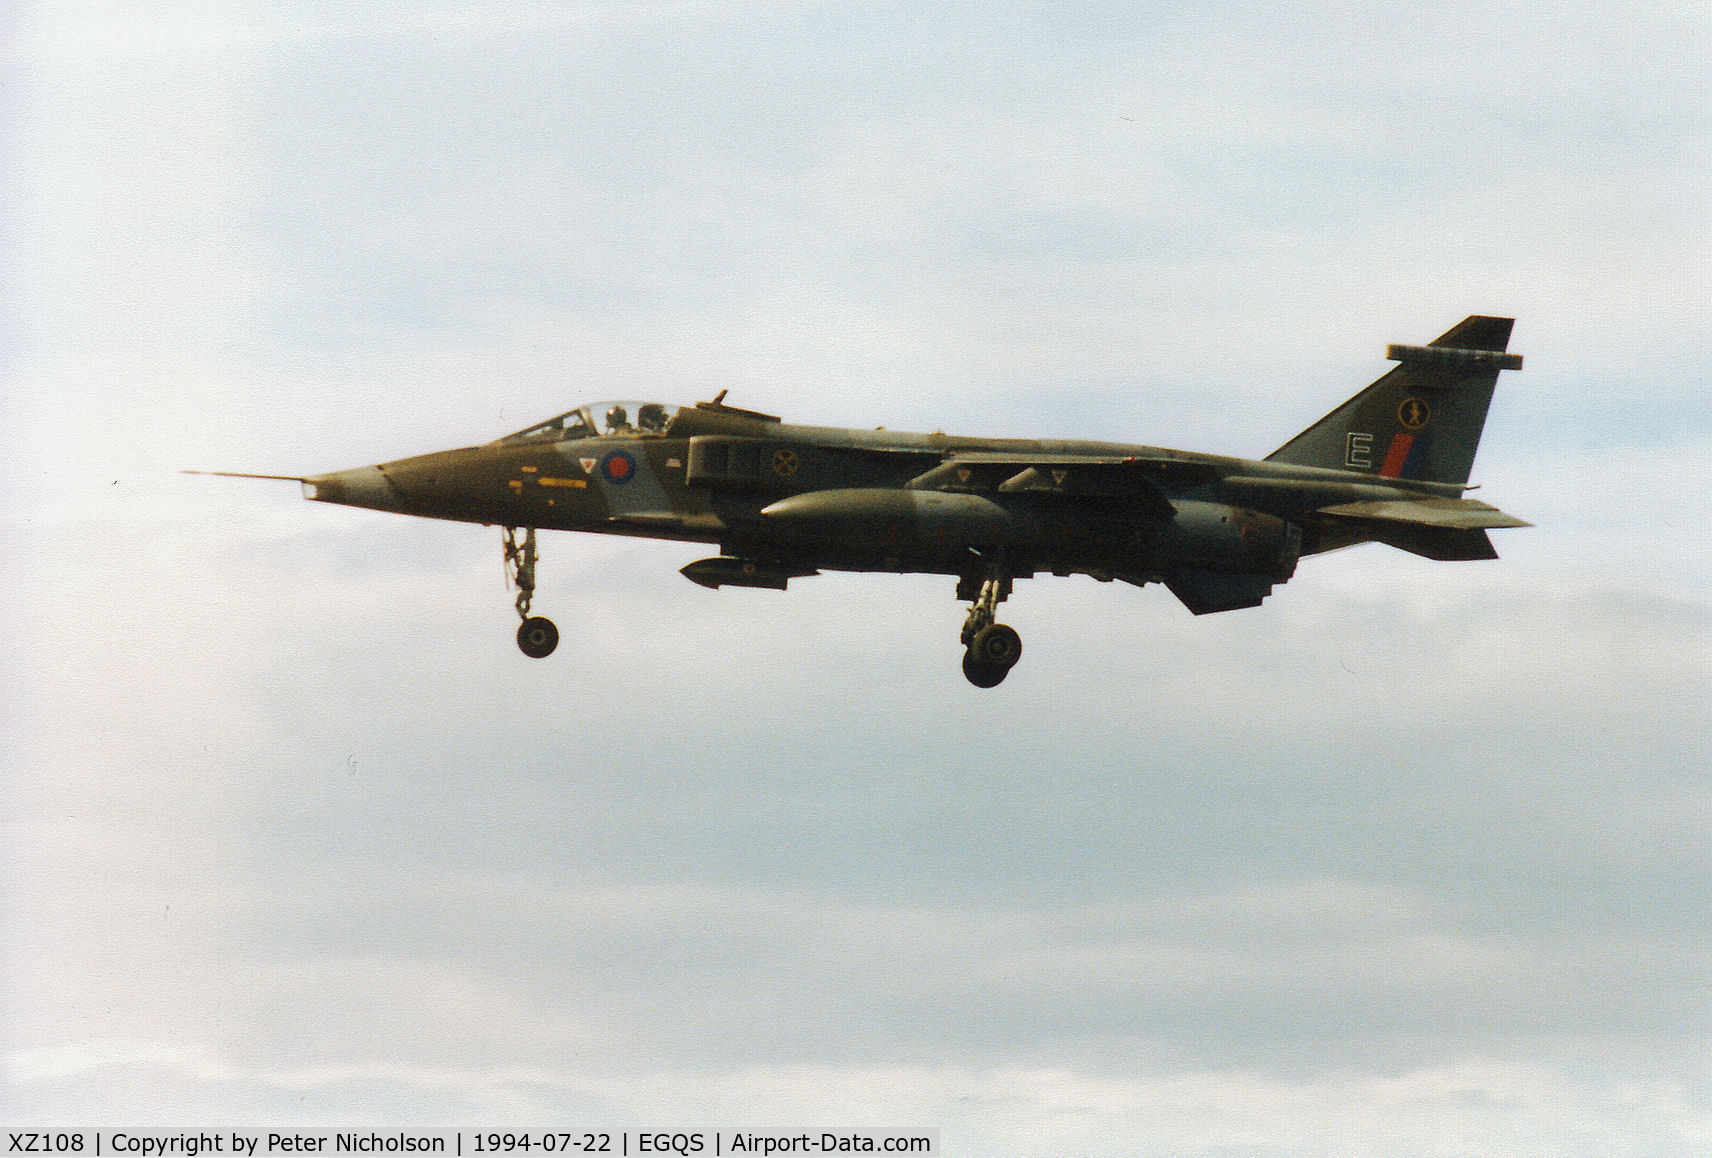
[605,405,629,431]
[638,403,668,432]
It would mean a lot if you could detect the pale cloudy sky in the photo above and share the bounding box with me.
[3,2,1709,1154]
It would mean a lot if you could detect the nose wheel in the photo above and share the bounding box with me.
[504,526,558,658]
[958,563,1021,687]
[517,616,559,659]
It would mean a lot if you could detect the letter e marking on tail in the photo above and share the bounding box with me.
[1345,432,1374,469]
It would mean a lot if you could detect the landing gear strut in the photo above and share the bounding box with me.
[958,560,1022,687]
[504,526,558,658]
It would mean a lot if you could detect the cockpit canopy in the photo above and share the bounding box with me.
[498,401,680,444]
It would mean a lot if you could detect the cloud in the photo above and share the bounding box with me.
[9,1041,1711,1157]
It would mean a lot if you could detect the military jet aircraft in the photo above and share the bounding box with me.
[196,316,1526,686]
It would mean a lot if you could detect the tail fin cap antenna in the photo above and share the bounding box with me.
[1386,344,1523,373]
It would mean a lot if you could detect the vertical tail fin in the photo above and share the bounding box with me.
[1265,316,1521,486]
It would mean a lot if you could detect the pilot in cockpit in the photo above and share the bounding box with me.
[638,403,669,433]
[605,405,630,433]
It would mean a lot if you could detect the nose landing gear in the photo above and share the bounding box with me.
[958,564,1022,687]
[504,526,558,658]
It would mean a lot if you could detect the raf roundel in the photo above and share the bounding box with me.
[600,449,637,484]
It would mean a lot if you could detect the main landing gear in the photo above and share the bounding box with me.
[958,564,1023,688]
[504,526,559,658]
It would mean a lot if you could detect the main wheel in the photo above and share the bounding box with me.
[970,623,1022,669]
[516,616,560,659]
[962,649,1009,688]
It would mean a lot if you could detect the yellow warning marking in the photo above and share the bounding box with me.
[508,479,523,491]
[539,477,587,489]
[520,465,539,473]
[1398,397,1431,430]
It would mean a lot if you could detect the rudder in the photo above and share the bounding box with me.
[1266,316,1520,486]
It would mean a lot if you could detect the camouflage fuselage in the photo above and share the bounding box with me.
[304,397,1486,595]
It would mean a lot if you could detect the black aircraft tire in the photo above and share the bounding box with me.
[517,616,560,659]
[971,623,1022,669]
[962,649,1009,688]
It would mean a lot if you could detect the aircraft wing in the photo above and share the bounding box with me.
[907,452,1215,518]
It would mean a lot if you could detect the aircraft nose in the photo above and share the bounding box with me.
[303,465,402,511]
